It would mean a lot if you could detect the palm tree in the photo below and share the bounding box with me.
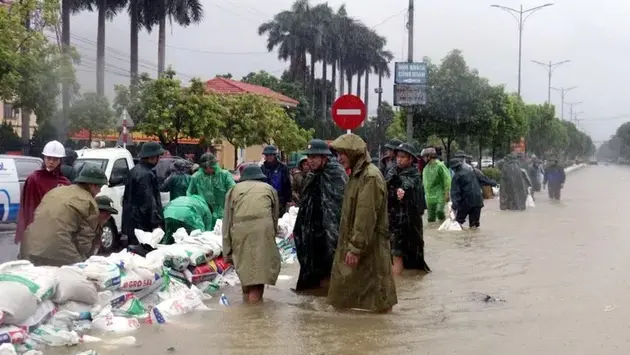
[258,0,310,83]
[309,3,332,120]
[80,0,127,96]
[154,0,203,75]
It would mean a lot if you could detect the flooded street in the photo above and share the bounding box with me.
[35,165,630,354]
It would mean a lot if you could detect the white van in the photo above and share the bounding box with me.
[0,155,43,224]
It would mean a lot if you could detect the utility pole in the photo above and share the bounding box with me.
[565,101,583,123]
[551,85,577,120]
[406,0,414,142]
[531,60,571,103]
[574,111,584,129]
[490,3,554,97]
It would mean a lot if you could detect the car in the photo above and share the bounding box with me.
[480,158,493,168]
[231,161,260,182]
[74,148,172,253]
[154,156,185,184]
[0,155,43,224]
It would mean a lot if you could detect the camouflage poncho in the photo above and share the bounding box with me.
[500,155,528,210]
[386,165,430,272]
[293,160,347,291]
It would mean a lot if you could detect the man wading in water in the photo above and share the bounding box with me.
[328,134,397,313]
[293,139,347,293]
[386,143,430,275]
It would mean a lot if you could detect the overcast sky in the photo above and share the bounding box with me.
[70,0,628,143]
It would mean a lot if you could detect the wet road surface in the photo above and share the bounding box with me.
[29,165,630,354]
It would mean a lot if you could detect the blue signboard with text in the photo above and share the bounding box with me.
[394,62,428,85]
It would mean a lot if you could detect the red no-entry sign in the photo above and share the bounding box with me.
[331,94,367,130]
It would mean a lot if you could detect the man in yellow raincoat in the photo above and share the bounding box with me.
[327,133,397,313]
[222,165,281,303]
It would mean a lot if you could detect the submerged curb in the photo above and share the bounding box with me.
[564,164,587,174]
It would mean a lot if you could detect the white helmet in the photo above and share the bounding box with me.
[42,140,66,158]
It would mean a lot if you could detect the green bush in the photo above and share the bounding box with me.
[482,167,501,182]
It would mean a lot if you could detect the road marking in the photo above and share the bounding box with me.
[336,109,362,115]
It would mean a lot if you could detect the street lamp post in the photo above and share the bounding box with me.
[490,3,554,97]
[531,60,571,103]
[551,85,578,120]
[565,101,583,123]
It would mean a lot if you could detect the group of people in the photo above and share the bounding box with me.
[498,153,567,211]
[13,134,569,314]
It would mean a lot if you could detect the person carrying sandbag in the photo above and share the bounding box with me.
[20,166,109,266]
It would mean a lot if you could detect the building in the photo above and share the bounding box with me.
[0,101,37,138]
[205,77,300,170]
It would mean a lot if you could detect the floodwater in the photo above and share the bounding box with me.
[38,165,630,354]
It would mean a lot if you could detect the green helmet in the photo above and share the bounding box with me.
[262,145,278,155]
[95,195,118,214]
[384,138,403,150]
[304,139,332,156]
[199,153,217,169]
[239,164,267,182]
[74,165,108,185]
[138,141,166,158]
[393,142,418,158]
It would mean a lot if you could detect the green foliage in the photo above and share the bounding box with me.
[29,119,57,156]
[0,0,77,140]
[67,92,115,139]
[357,101,395,152]
[0,122,22,152]
[481,167,501,182]
[525,104,568,157]
[136,69,224,145]
[386,109,406,141]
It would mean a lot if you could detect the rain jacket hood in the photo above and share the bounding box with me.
[16,165,70,244]
[187,163,235,229]
[330,134,371,176]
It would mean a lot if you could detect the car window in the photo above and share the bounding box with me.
[111,158,129,179]
[14,159,41,182]
[74,159,108,176]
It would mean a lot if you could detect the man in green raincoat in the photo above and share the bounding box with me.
[187,153,235,229]
[162,195,213,244]
[327,133,397,313]
[421,147,451,222]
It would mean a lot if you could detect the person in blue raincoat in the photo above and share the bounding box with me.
[187,153,235,229]
[260,145,292,216]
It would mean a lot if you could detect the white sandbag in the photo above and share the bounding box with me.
[70,257,121,291]
[28,325,80,346]
[438,203,462,231]
[119,267,161,292]
[0,344,16,355]
[107,249,163,273]
[91,306,140,333]
[134,228,164,249]
[526,194,536,207]
[0,261,58,300]
[158,243,209,268]
[0,289,38,325]
[48,267,98,305]
[18,300,55,331]
[213,219,222,236]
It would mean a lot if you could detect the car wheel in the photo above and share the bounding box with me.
[99,218,119,255]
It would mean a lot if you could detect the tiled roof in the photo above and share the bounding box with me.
[205,77,299,107]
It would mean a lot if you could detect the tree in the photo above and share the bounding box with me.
[215,94,269,168]
[488,90,527,162]
[524,104,568,157]
[135,70,223,153]
[144,0,203,74]
[358,101,395,153]
[0,0,77,144]
[386,109,406,141]
[0,122,22,153]
[67,92,115,142]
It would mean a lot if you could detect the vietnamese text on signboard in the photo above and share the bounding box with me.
[394,84,427,106]
[394,62,428,85]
